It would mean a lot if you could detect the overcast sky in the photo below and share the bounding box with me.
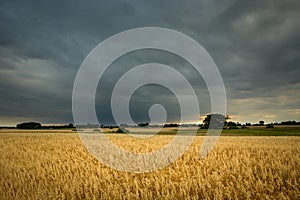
[0,0,299,126]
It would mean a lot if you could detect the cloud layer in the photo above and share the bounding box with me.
[0,0,299,125]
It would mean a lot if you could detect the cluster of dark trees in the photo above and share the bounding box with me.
[0,126,15,129]
[273,121,300,125]
[76,123,123,129]
[42,123,74,129]
[200,114,300,129]
[16,122,42,129]
[240,120,300,126]
[16,122,74,129]
[163,123,180,128]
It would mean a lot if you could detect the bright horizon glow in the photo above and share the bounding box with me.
[1,115,299,127]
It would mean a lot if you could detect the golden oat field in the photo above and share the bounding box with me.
[0,129,299,199]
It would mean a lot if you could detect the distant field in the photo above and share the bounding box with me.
[146,126,300,136]
[204,126,300,136]
[0,129,299,199]
[83,126,300,136]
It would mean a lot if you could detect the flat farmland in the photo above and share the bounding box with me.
[0,129,299,199]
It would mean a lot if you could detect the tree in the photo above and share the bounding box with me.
[202,114,225,129]
[226,120,241,129]
[67,123,74,128]
[266,124,274,128]
[259,120,264,126]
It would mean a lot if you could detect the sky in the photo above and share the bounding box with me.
[0,0,299,126]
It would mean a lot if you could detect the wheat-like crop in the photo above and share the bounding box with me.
[0,130,299,199]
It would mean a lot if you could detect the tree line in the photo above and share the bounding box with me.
[13,115,300,130]
[16,122,74,129]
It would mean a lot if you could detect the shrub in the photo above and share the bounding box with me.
[116,128,129,133]
[266,124,274,128]
[241,125,249,129]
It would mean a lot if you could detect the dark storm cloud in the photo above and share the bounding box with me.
[0,0,299,125]
[209,0,300,91]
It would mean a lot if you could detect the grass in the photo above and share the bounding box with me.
[154,126,300,136]
[220,128,300,136]
[0,129,299,199]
